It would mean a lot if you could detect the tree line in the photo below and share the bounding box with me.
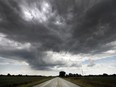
[59,71,116,77]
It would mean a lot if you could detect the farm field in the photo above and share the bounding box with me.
[65,76,116,87]
[0,75,53,87]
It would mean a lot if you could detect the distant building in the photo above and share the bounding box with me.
[59,71,66,77]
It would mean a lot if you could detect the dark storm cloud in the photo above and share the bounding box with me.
[0,48,65,70]
[0,0,116,70]
[73,0,116,54]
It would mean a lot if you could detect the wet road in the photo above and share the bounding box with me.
[33,77,80,87]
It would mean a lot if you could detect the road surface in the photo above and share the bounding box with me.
[33,77,80,87]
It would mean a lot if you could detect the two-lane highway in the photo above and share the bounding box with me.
[33,77,80,87]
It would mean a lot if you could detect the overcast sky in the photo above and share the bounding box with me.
[0,0,116,76]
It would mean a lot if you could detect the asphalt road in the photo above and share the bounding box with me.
[33,77,80,87]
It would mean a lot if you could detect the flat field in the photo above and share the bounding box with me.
[0,76,53,87]
[65,76,116,87]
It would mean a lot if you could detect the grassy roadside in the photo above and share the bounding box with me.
[18,77,53,87]
[64,76,116,87]
[0,76,54,87]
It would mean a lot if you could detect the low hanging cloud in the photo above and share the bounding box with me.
[0,0,116,70]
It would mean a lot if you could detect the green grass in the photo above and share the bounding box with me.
[0,76,53,87]
[64,76,116,87]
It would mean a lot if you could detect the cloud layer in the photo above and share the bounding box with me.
[0,0,116,70]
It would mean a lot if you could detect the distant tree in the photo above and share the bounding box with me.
[66,74,69,77]
[69,73,73,77]
[75,73,79,77]
[112,74,116,76]
[18,74,22,76]
[103,73,108,76]
[0,74,3,76]
[59,71,66,77]
[7,73,11,76]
